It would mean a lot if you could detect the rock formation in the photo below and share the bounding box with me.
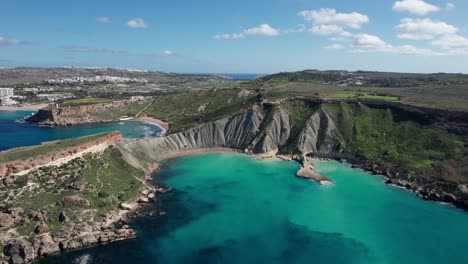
[0,131,122,177]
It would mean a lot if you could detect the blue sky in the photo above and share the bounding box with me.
[1,0,467,73]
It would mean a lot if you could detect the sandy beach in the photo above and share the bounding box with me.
[136,116,170,130]
[0,103,48,111]
[159,148,240,160]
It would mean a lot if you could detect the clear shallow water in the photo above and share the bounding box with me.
[42,153,468,264]
[0,110,162,151]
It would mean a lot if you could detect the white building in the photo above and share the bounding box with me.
[0,88,14,97]
[0,88,18,106]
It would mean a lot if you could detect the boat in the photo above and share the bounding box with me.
[119,116,134,121]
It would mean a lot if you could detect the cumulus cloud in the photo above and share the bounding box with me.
[298,8,369,29]
[213,24,280,40]
[393,0,440,16]
[446,3,455,10]
[396,18,458,40]
[126,18,148,28]
[432,34,468,51]
[353,34,391,51]
[311,24,352,37]
[243,24,280,36]
[96,17,111,23]
[350,33,439,55]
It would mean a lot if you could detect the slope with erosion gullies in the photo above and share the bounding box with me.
[118,98,466,204]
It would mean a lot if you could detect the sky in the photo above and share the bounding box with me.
[1,0,468,73]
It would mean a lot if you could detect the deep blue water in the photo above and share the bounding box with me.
[0,110,162,151]
[40,153,468,264]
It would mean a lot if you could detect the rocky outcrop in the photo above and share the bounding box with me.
[0,132,122,177]
[26,100,134,126]
[57,196,91,207]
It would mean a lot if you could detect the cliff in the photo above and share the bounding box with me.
[26,100,131,126]
[0,132,122,177]
[117,99,467,208]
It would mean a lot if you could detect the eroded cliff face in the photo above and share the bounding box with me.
[116,104,350,169]
[117,109,264,170]
[252,107,291,155]
[297,108,342,155]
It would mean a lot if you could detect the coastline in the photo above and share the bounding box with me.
[0,103,48,111]
[136,116,170,133]
[159,148,241,160]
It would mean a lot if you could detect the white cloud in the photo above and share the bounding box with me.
[446,3,455,10]
[244,24,280,36]
[324,44,344,49]
[96,17,111,23]
[353,34,392,51]
[351,33,439,55]
[311,24,352,37]
[432,34,468,50]
[213,24,280,40]
[393,0,440,16]
[162,50,175,56]
[126,18,148,28]
[298,8,369,29]
[396,18,458,40]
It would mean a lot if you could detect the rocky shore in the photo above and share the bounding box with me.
[348,160,468,210]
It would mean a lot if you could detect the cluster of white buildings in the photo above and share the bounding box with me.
[0,88,19,106]
[44,76,148,84]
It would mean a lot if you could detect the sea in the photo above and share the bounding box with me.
[0,110,163,151]
[39,153,468,264]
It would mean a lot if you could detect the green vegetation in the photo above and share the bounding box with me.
[323,103,465,173]
[328,92,399,101]
[80,148,144,213]
[281,100,318,153]
[96,88,257,133]
[61,97,115,107]
[0,132,113,162]
[3,146,144,236]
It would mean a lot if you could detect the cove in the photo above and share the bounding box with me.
[0,110,163,151]
[40,152,468,264]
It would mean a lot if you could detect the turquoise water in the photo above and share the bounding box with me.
[42,153,468,264]
[0,110,162,151]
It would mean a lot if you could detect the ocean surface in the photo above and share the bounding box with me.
[42,153,468,264]
[0,110,163,151]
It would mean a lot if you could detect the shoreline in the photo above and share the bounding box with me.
[159,148,241,160]
[136,116,170,134]
[0,103,48,111]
